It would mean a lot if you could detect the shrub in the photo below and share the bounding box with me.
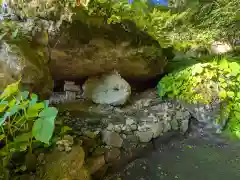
[157,56,240,137]
[0,81,58,164]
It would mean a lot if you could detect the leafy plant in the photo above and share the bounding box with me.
[0,81,58,165]
[157,56,240,137]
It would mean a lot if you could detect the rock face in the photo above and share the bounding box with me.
[0,40,53,99]
[42,146,91,180]
[83,72,131,106]
[48,20,166,82]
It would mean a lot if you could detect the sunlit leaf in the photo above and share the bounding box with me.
[0,81,20,100]
[219,90,227,99]
[229,62,240,76]
[227,91,235,98]
[218,58,229,70]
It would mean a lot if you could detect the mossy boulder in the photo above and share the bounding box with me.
[42,146,91,180]
[0,39,53,99]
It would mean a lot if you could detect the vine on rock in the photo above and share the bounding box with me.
[157,56,240,137]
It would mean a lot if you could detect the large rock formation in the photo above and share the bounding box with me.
[5,1,167,83]
[49,21,167,82]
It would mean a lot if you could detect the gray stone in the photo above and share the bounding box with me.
[180,100,228,132]
[151,122,164,138]
[130,124,138,131]
[126,135,139,142]
[163,121,171,133]
[180,119,189,133]
[102,130,123,148]
[135,131,153,143]
[106,123,114,131]
[126,118,136,125]
[170,118,179,130]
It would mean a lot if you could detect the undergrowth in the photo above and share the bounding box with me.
[157,56,240,137]
[0,81,58,169]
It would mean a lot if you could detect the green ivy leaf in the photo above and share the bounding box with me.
[218,58,229,70]
[227,91,235,98]
[219,90,227,99]
[229,62,240,76]
[32,107,58,144]
[192,64,203,75]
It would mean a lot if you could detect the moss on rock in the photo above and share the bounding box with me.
[42,146,91,180]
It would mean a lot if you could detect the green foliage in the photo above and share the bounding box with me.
[85,0,239,49]
[4,0,239,50]
[0,81,58,162]
[157,56,240,137]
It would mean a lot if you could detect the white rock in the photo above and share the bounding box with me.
[211,41,232,54]
[126,118,135,125]
[83,71,131,106]
[102,130,123,148]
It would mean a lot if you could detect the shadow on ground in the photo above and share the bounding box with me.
[104,131,240,180]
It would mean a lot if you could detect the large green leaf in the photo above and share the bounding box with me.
[32,107,58,144]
